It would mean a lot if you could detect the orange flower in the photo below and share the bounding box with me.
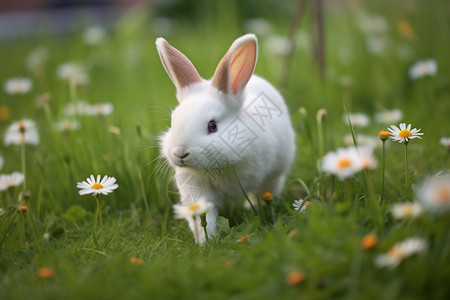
[379,130,390,141]
[0,106,11,122]
[238,234,251,243]
[18,205,28,212]
[397,20,414,38]
[37,267,54,279]
[224,259,235,267]
[286,270,305,286]
[129,257,144,265]
[361,233,378,250]
[262,192,273,202]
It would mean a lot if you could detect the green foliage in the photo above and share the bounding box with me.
[1,0,450,299]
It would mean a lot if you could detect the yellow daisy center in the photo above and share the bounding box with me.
[188,203,200,211]
[338,158,351,169]
[91,183,104,189]
[398,129,412,138]
[436,186,450,204]
[388,245,405,260]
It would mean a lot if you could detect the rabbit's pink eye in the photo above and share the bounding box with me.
[208,120,217,134]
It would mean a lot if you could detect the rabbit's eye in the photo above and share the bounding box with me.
[207,120,217,134]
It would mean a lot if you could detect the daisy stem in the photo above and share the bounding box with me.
[95,196,104,240]
[380,140,386,205]
[21,141,26,193]
[404,142,409,188]
[200,214,209,243]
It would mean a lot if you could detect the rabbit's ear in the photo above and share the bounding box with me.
[212,34,257,96]
[156,38,202,95]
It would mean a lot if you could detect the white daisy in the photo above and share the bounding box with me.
[321,146,363,180]
[4,119,39,146]
[358,147,378,170]
[54,119,80,132]
[440,137,450,151]
[343,134,379,149]
[173,198,213,219]
[375,109,403,124]
[83,26,106,45]
[343,112,370,127]
[292,199,311,212]
[417,173,450,212]
[391,202,423,220]
[388,123,423,144]
[408,59,437,80]
[0,172,25,191]
[375,237,427,268]
[57,62,89,85]
[88,103,114,116]
[77,175,118,196]
[4,78,33,95]
[63,101,91,116]
[26,47,49,72]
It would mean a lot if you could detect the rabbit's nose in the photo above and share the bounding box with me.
[174,147,190,159]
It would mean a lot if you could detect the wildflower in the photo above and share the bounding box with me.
[237,234,251,243]
[286,270,305,286]
[26,47,48,73]
[361,233,378,250]
[262,192,273,202]
[397,20,414,38]
[417,173,450,212]
[54,119,80,132]
[440,137,450,151]
[408,59,437,80]
[57,62,89,85]
[76,175,118,196]
[293,199,311,212]
[43,233,50,243]
[344,134,379,149]
[173,198,212,220]
[244,18,273,36]
[343,112,370,127]
[388,123,423,144]
[0,208,5,216]
[37,267,54,279]
[3,78,33,95]
[391,202,422,220]
[321,146,363,180]
[4,120,39,146]
[375,109,403,124]
[83,26,106,45]
[359,147,378,170]
[63,101,91,116]
[264,35,293,56]
[0,106,11,121]
[379,130,390,141]
[374,237,427,268]
[18,205,28,212]
[129,257,144,265]
[88,103,114,116]
[0,172,25,191]
[224,259,235,267]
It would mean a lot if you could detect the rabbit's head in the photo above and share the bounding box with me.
[156,35,258,170]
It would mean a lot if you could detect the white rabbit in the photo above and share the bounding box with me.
[156,34,296,244]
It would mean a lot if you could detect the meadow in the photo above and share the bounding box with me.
[1,0,450,299]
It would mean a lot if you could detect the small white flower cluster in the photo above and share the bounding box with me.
[4,119,39,146]
[0,172,24,191]
[321,146,377,180]
[375,237,427,268]
[408,59,437,80]
[63,101,114,117]
[83,26,107,45]
[343,109,404,129]
[57,62,89,86]
[3,78,33,95]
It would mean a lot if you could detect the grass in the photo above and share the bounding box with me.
[1,0,450,299]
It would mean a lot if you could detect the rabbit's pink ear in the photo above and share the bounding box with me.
[156,38,202,94]
[212,34,258,96]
